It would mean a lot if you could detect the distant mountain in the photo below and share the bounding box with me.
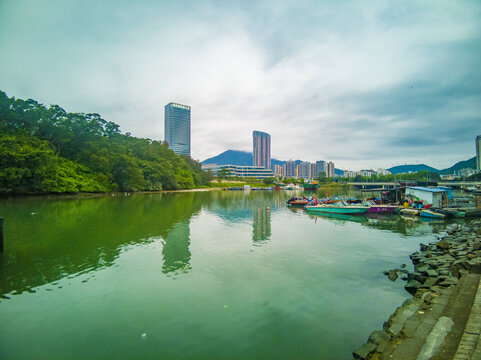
[387,157,476,175]
[203,150,476,176]
[387,164,439,175]
[203,150,252,166]
[439,157,476,175]
[202,149,296,170]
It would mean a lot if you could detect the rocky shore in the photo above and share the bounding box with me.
[353,220,481,360]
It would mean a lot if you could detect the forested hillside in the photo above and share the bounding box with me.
[0,91,211,194]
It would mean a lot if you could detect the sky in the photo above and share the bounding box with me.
[1,0,480,170]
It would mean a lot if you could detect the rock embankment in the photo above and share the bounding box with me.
[353,220,481,360]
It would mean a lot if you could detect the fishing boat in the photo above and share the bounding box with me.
[302,181,320,190]
[305,202,368,215]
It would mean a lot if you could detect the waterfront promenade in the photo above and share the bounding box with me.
[354,221,481,360]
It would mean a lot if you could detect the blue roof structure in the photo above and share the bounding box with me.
[407,186,447,193]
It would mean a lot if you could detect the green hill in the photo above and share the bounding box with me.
[439,157,476,175]
[0,91,211,194]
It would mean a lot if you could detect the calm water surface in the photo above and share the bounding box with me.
[0,190,465,359]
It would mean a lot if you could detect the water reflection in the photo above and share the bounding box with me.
[162,220,191,274]
[0,190,470,298]
[306,211,465,235]
[252,207,271,242]
[0,192,204,296]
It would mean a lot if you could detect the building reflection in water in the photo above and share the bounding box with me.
[162,220,192,274]
[252,207,271,242]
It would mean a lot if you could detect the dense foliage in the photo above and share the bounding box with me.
[0,91,212,194]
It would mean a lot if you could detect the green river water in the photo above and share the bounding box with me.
[0,190,466,359]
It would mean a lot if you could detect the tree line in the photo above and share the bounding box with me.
[0,91,212,194]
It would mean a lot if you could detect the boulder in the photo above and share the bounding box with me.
[421,277,437,289]
[405,280,423,295]
[420,243,429,251]
[436,240,450,250]
[450,265,460,278]
[439,277,458,287]
[388,270,398,281]
[426,269,438,277]
[368,330,391,345]
[353,343,377,359]
[467,258,481,274]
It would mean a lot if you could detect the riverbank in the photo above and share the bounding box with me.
[353,220,481,359]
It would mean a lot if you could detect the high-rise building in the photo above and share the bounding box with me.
[164,102,191,156]
[274,164,284,177]
[253,130,271,170]
[284,160,296,178]
[316,160,326,177]
[297,161,311,179]
[327,162,335,178]
[310,163,317,179]
[476,135,481,171]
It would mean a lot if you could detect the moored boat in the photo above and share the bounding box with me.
[420,210,446,219]
[305,203,368,215]
[362,201,398,213]
[302,181,320,190]
[287,197,309,207]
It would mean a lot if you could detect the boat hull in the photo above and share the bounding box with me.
[287,200,309,207]
[305,205,368,215]
[420,210,446,219]
[366,205,397,213]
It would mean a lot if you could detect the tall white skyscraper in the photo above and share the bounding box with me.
[164,103,191,156]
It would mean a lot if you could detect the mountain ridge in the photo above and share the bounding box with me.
[202,149,476,175]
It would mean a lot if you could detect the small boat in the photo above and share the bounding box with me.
[305,202,368,215]
[362,200,398,213]
[287,197,309,207]
[400,208,420,216]
[284,183,303,190]
[308,212,368,223]
[420,210,446,219]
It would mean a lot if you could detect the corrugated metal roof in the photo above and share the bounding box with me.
[406,186,447,193]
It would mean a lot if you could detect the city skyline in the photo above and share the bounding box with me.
[1,1,480,170]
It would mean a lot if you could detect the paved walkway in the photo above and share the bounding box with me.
[355,274,481,359]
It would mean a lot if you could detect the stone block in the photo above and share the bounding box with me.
[368,330,391,345]
[353,342,376,359]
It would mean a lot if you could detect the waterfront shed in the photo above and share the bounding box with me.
[405,187,448,207]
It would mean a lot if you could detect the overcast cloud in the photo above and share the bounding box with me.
[1,0,480,170]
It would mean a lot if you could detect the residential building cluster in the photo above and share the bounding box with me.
[273,160,335,179]
[343,168,391,178]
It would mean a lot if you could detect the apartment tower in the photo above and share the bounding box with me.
[253,130,271,170]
